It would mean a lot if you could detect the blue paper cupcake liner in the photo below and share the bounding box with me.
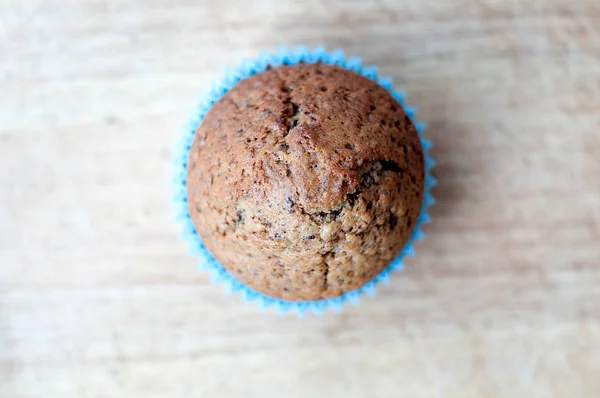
[172,46,436,316]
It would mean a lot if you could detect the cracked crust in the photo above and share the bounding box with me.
[187,64,425,301]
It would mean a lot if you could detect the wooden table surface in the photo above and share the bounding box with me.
[2,1,600,397]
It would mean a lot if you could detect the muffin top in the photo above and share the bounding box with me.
[187,63,424,301]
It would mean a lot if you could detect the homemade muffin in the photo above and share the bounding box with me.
[187,63,424,301]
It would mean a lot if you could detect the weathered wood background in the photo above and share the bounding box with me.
[1,0,600,397]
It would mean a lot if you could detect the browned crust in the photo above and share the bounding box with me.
[187,64,424,301]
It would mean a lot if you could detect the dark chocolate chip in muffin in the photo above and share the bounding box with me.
[187,63,425,301]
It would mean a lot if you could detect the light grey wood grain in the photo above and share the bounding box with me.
[1,0,600,397]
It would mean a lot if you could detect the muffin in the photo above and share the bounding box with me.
[186,63,425,302]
